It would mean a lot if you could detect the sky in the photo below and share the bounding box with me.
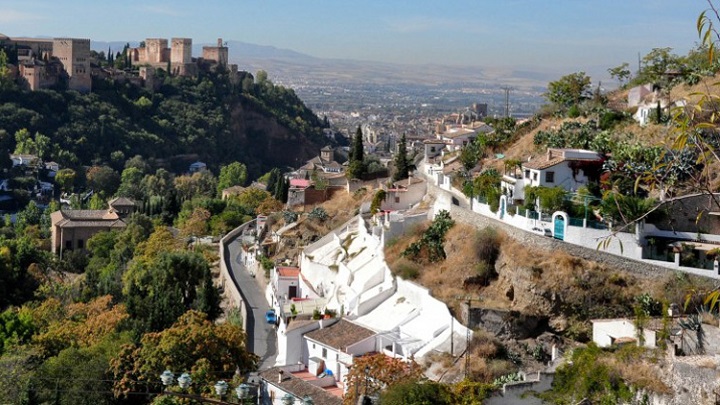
[0,0,709,73]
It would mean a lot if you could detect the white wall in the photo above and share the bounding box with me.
[381,181,427,211]
[277,318,333,366]
[592,319,656,348]
[305,339,349,382]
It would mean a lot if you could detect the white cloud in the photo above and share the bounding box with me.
[0,9,45,24]
[385,16,487,35]
[140,4,183,17]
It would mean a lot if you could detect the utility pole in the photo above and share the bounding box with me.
[455,294,482,379]
[501,87,512,118]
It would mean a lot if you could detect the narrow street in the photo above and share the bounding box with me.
[225,233,277,370]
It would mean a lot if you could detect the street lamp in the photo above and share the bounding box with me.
[177,372,192,390]
[214,381,228,398]
[160,370,175,387]
[236,383,250,401]
[281,393,296,405]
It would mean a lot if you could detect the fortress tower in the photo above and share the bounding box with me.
[171,38,192,64]
[52,38,91,92]
[144,38,168,63]
[202,38,228,66]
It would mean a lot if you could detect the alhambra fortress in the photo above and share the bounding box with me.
[0,34,236,92]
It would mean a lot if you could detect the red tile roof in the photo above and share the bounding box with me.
[278,266,301,277]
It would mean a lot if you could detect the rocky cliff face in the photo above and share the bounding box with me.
[482,242,650,337]
[226,101,326,177]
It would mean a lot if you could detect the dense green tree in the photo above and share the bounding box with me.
[0,49,14,91]
[54,168,76,194]
[265,168,281,195]
[608,62,631,87]
[123,250,219,333]
[15,201,42,231]
[111,310,258,398]
[124,155,151,173]
[174,171,217,202]
[545,72,592,107]
[86,165,120,197]
[217,161,248,195]
[117,167,146,200]
[638,47,682,85]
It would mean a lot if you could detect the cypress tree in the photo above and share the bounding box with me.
[393,133,410,182]
[348,126,366,179]
[351,126,364,163]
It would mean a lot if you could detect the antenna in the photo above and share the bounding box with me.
[501,86,513,118]
[455,294,482,379]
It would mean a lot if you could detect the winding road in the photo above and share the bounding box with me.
[224,233,277,370]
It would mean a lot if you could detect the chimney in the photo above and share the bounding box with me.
[547,149,552,160]
[278,369,284,383]
[218,38,223,47]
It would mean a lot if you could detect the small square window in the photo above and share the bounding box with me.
[545,172,555,183]
[394,196,400,203]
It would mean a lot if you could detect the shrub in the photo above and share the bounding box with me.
[393,258,420,280]
[475,227,501,266]
[370,189,386,215]
[282,210,298,224]
[567,104,581,118]
[402,210,455,263]
[308,207,328,221]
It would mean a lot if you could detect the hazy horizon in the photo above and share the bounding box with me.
[0,0,706,77]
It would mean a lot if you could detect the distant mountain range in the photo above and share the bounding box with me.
[91,39,564,90]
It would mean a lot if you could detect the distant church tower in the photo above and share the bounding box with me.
[320,146,333,163]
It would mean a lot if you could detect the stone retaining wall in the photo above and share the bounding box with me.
[219,220,253,333]
[447,203,682,280]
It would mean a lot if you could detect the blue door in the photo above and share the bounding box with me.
[553,216,565,240]
[499,199,505,219]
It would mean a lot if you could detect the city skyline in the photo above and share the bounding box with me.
[0,0,707,75]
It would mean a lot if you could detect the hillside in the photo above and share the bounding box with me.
[0,67,331,179]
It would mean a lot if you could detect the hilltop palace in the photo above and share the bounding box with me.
[0,34,237,92]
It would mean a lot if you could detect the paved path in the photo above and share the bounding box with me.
[225,233,277,370]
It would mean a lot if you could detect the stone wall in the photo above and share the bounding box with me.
[219,220,252,333]
[446,202,678,279]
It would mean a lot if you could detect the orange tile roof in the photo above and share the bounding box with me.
[278,266,301,277]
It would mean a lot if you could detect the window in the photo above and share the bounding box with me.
[545,172,555,183]
[322,348,327,359]
[65,241,72,250]
[532,172,538,181]
[394,196,400,203]
[77,239,84,249]
[524,170,530,179]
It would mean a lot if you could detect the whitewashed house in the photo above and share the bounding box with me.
[502,148,603,204]
[380,177,426,211]
[188,161,207,173]
[259,365,343,405]
[303,319,376,387]
[436,126,476,152]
